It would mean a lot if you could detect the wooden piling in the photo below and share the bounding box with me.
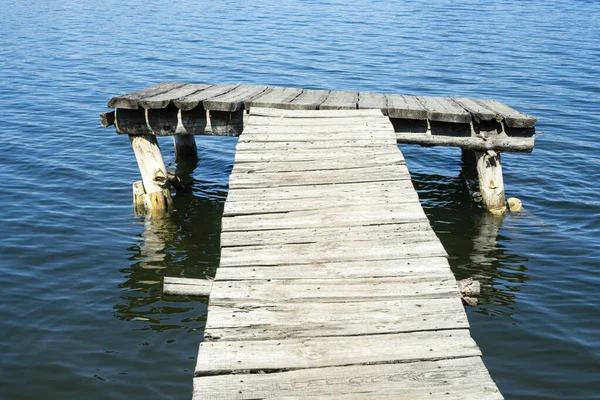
[475,150,506,213]
[462,149,506,213]
[129,134,172,217]
[173,135,197,160]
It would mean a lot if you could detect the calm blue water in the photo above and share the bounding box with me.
[1,0,598,398]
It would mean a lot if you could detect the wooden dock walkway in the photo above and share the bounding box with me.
[100,82,539,398]
[168,108,502,399]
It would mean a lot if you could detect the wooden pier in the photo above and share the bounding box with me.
[101,83,538,398]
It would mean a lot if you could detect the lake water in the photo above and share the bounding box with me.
[1,0,598,398]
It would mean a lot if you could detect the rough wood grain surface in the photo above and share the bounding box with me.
[163,277,213,296]
[108,82,186,109]
[417,96,472,123]
[475,99,537,128]
[358,91,388,110]
[319,90,359,110]
[193,357,503,399]
[196,329,481,375]
[245,87,303,109]
[204,296,467,341]
[387,94,428,120]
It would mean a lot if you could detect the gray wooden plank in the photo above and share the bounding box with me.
[219,222,436,246]
[417,96,472,123]
[358,92,388,110]
[235,139,395,152]
[193,357,503,400]
[137,83,212,109]
[238,130,396,142]
[233,146,402,163]
[452,97,497,122]
[245,115,389,127]
[195,329,480,375]
[223,194,421,216]
[202,85,271,112]
[215,256,452,281]
[209,277,458,306]
[163,277,212,296]
[223,190,419,215]
[475,99,537,128]
[249,107,382,118]
[204,296,467,341]
[387,94,428,120]
[245,87,303,109]
[228,165,411,189]
[225,180,416,202]
[231,153,405,173]
[219,239,446,267]
[108,82,187,109]
[221,205,428,232]
[290,89,331,110]
[319,90,359,110]
[173,84,239,111]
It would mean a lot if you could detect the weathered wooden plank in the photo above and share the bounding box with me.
[227,169,410,189]
[196,329,479,375]
[173,84,239,111]
[225,180,416,202]
[209,277,458,306]
[452,97,497,122]
[137,83,212,109]
[215,256,451,281]
[193,357,503,399]
[319,90,359,110]
[219,222,436,246]
[245,87,303,109]
[245,115,389,127]
[249,107,382,118]
[230,153,405,173]
[387,95,428,120]
[475,99,537,128]
[228,165,411,189]
[289,89,330,110]
[233,146,402,163]
[219,239,446,267]
[235,139,395,152]
[221,206,428,232]
[417,96,472,123]
[223,189,418,215]
[238,130,396,142]
[163,277,212,296]
[202,85,271,112]
[108,82,187,109]
[358,92,387,110]
[205,296,466,341]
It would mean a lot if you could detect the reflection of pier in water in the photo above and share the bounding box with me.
[410,170,530,316]
[114,177,227,327]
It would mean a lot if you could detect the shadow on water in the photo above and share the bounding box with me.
[410,172,530,317]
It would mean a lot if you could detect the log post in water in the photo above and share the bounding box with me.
[129,134,172,217]
[462,149,506,213]
[173,134,198,160]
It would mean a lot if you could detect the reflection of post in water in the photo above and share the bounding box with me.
[135,217,178,266]
[408,169,529,315]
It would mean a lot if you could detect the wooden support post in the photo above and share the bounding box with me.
[173,134,198,160]
[461,149,506,213]
[129,134,172,217]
